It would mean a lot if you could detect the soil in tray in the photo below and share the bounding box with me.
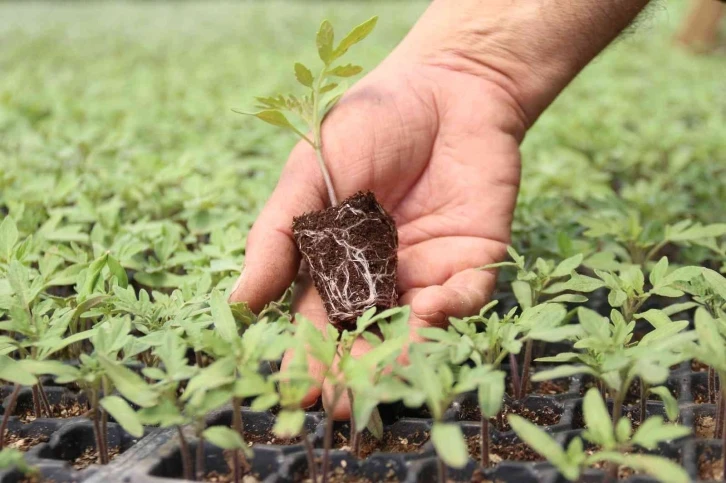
[696,414,717,439]
[590,450,682,480]
[333,429,429,459]
[505,372,570,397]
[459,400,562,432]
[244,431,301,446]
[692,360,709,372]
[3,432,49,451]
[17,400,86,422]
[71,446,121,470]
[303,466,399,483]
[204,472,259,483]
[699,453,725,480]
[465,435,543,465]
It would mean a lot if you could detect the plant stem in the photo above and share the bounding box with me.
[31,385,41,419]
[437,456,447,483]
[91,390,104,465]
[639,379,648,424]
[196,431,205,481]
[709,366,716,403]
[232,397,247,483]
[612,390,625,428]
[268,360,279,374]
[0,384,21,450]
[518,340,533,399]
[717,385,724,440]
[508,353,521,399]
[347,389,359,458]
[311,70,338,207]
[177,426,193,481]
[302,426,318,483]
[37,383,52,417]
[480,417,489,468]
[721,387,726,483]
[321,386,344,483]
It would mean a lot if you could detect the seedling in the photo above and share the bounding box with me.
[534,307,691,426]
[240,18,399,330]
[509,388,690,483]
[687,307,726,481]
[483,248,588,398]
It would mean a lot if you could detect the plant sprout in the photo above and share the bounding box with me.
[509,388,690,483]
[238,17,378,207]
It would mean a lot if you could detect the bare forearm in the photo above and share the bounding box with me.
[395,0,651,126]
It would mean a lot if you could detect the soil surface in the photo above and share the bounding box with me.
[334,429,429,459]
[465,435,543,464]
[692,360,709,372]
[459,400,562,432]
[292,191,398,331]
[696,415,717,439]
[699,454,725,480]
[17,401,86,422]
[245,431,301,446]
[504,371,570,397]
[204,472,259,483]
[3,432,49,451]
[302,465,399,483]
[71,446,121,470]
[692,381,712,404]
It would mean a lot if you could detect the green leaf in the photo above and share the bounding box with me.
[366,407,384,440]
[551,254,583,278]
[477,372,504,419]
[203,426,248,453]
[0,355,37,386]
[667,222,726,242]
[582,388,615,449]
[332,16,377,61]
[106,255,128,288]
[508,415,579,480]
[648,257,668,286]
[649,386,679,422]
[631,416,691,450]
[531,365,593,382]
[273,410,305,439]
[210,290,237,343]
[512,281,532,309]
[101,396,144,437]
[294,63,314,88]
[328,64,363,77]
[316,20,334,64]
[431,423,468,469]
[98,355,156,407]
[615,417,632,443]
[548,294,588,304]
[561,274,605,293]
[634,309,672,329]
[0,216,18,260]
[702,268,726,301]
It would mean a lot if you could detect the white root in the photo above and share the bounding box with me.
[296,203,397,324]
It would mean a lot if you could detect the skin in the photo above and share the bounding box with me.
[230,0,650,419]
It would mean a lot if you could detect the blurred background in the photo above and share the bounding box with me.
[0,0,724,279]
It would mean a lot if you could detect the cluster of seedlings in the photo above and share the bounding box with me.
[2,13,726,483]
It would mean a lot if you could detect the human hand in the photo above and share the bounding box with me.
[229,53,526,418]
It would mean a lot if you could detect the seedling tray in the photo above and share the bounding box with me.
[1,358,722,483]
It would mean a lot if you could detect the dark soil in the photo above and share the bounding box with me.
[459,400,562,432]
[71,446,121,470]
[17,401,86,422]
[244,431,301,446]
[465,435,543,465]
[204,472,258,483]
[504,370,570,397]
[292,191,398,331]
[692,360,709,372]
[305,465,399,483]
[693,381,712,404]
[695,415,717,439]
[3,432,49,451]
[333,429,428,459]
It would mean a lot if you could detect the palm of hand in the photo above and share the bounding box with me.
[231,63,525,416]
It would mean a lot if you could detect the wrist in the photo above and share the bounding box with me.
[394,0,650,127]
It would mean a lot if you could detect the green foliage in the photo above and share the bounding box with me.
[510,389,691,483]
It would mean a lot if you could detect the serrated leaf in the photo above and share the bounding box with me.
[631,417,690,449]
[551,254,584,278]
[0,355,38,386]
[648,257,668,286]
[294,63,314,88]
[332,16,377,61]
[702,268,726,301]
[316,20,334,64]
[328,64,363,77]
[273,410,305,439]
[210,290,237,343]
[0,216,18,260]
[98,355,156,407]
[582,388,615,449]
[101,396,144,437]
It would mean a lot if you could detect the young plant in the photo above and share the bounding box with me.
[395,347,488,483]
[534,307,691,426]
[687,307,726,481]
[509,388,690,483]
[239,17,398,331]
[0,447,38,479]
[482,248,588,399]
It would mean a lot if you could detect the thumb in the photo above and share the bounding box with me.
[229,144,327,312]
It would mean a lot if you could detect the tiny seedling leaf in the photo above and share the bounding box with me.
[101,396,144,437]
[431,423,468,469]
